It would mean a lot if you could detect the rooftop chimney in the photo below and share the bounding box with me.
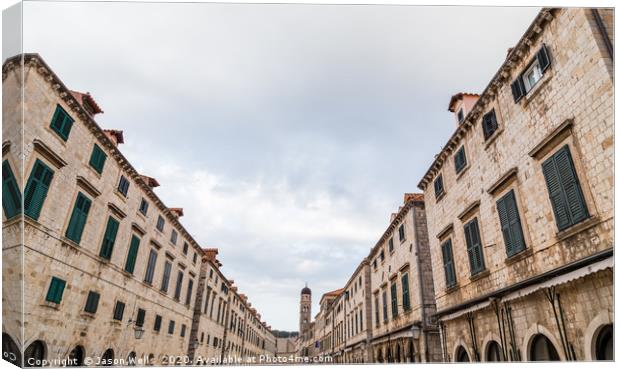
[70,90,103,116]
[103,129,124,146]
[170,208,184,217]
[448,93,480,127]
[203,248,219,262]
[404,193,424,203]
[140,175,160,188]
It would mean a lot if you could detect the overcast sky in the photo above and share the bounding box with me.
[20,1,539,331]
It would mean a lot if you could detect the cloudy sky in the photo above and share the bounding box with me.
[19,1,539,331]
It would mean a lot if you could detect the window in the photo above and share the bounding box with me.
[497,190,526,257]
[511,45,551,102]
[482,109,499,140]
[398,224,406,242]
[381,291,388,322]
[113,301,125,321]
[99,216,120,260]
[401,273,411,311]
[434,174,444,200]
[390,281,398,318]
[168,320,175,334]
[49,105,74,141]
[454,146,467,174]
[464,218,485,275]
[181,324,186,337]
[84,291,100,314]
[170,230,178,245]
[183,242,189,255]
[185,279,194,305]
[441,239,457,288]
[457,108,464,123]
[46,277,66,304]
[542,145,589,231]
[89,144,107,174]
[124,235,141,274]
[192,252,197,264]
[174,271,184,301]
[139,198,149,216]
[143,249,158,284]
[380,250,385,262]
[65,192,92,244]
[136,309,145,327]
[2,160,21,219]
[117,175,130,197]
[154,315,162,331]
[373,259,377,269]
[24,159,54,220]
[156,215,165,232]
[160,261,172,293]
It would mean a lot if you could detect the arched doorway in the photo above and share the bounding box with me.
[455,346,470,362]
[395,343,402,362]
[407,339,416,362]
[2,333,21,367]
[68,345,85,366]
[529,334,560,361]
[24,340,45,367]
[485,341,503,361]
[376,348,383,363]
[147,353,155,366]
[127,351,137,366]
[101,349,114,366]
[595,324,613,360]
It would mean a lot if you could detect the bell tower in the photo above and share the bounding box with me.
[299,283,312,336]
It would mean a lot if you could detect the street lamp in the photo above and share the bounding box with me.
[411,324,421,340]
[134,326,145,340]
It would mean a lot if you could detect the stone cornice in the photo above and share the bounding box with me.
[368,199,417,260]
[417,8,557,190]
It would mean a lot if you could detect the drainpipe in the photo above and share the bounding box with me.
[591,9,613,61]
[412,205,429,362]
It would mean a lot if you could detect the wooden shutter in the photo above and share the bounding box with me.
[113,301,125,321]
[2,160,22,218]
[24,160,54,220]
[89,144,107,174]
[390,282,398,318]
[441,240,456,287]
[161,261,172,292]
[497,190,526,256]
[185,279,194,305]
[537,44,551,73]
[154,315,162,331]
[464,218,485,274]
[99,217,119,259]
[46,277,66,304]
[401,274,410,310]
[434,175,444,198]
[136,308,146,327]
[542,145,589,231]
[174,271,184,300]
[511,78,525,103]
[65,192,92,244]
[84,291,100,313]
[50,106,74,141]
[144,249,158,284]
[124,235,141,274]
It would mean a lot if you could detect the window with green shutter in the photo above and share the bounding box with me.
[65,192,92,244]
[124,235,141,274]
[381,290,388,322]
[46,277,66,304]
[441,239,457,288]
[401,273,411,311]
[49,105,74,141]
[113,301,125,321]
[24,159,54,220]
[84,291,100,313]
[388,238,394,253]
[168,320,175,334]
[542,145,589,231]
[144,249,158,284]
[390,281,398,318]
[117,175,130,197]
[136,308,146,327]
[160,261,172,293]
[89,144,107,174]
[99,216,120,260]
[464,218,485,275]
[454,146,467,173]
[497,190,526,257]
[434,174,445,199]
[2,160,22,219]
[154,315,162,331]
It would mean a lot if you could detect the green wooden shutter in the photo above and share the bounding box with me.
[99,217,120,260]
[464,218,485,275]
[2,160,22,218]
[24,160,54,220]
[497,190,526,257]
[542,145,589,231]
[46,277,66,304]
[113,301,125,321]
[84,291,100,313]
[50,105,74,141]
[124,235,141,274]
[401,274,410,311]
[89,144,107,174]
[65,192,92,244]
[441,239,456,287]
[537,44,551,73]
[390,282,398,318]
[136,308,146,327]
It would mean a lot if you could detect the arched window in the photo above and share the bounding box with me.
[127,351,137,366]
[24,340,45,367]
[529,334,560,361]
[595,324,613,361]
[68,346,85,366]
[486,341,503,361]
[2,333,21,367]
[455,346,470,362]
[101,349,114,366]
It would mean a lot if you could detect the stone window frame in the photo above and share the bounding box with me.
[437,226,459,293]
[458,204,490,281]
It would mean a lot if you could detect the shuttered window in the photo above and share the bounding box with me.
[24,159,54,220]
[136,308,145,327]
[497,190,526,257]
[46,277,66,304]
[99,216,120,260]
[441,239,456,288]
[84,291,100,313]
[113,301,125,321]
[88,144,107,174]
[154,315,162,331]
[512,44,551,102]
[398,224,406,242]
[482,110,498,140]
[2,160,22,219]
[139,198,149,216]
[185,279,194,306]
[454,146,467,173]
[542,145,589,231]
[156,215,165,232]
[401,273,411,311]
[168,320,175,334]
[49,105,74,141]
[183,242,189,255]
[390,281,398,318]
[174,271,184,301]
[124,235,141,274]
[434,175,445,199]
[160,261,172,293]
[181,324,186,337]
[464,218,485,275]
[388,238,394,252]
[381,290,388,322]
[170,229,178,245]
[117,175,130,197]
[143,249,158,284]
[65,192,92,244]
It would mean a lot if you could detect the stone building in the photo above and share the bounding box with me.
[2,53,276,366]
[417,8,613,362]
